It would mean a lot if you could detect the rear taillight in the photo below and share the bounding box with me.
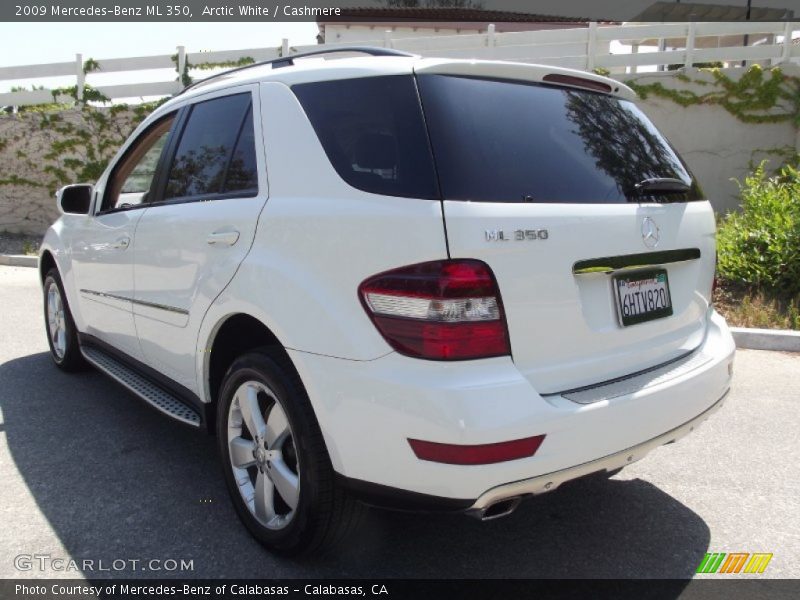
[358,259,510,360]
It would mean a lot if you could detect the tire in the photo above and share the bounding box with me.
[43,268,85,372]
[217,350,362,555]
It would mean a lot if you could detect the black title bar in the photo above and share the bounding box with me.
[2,579,800,600]
[2,1,798,22]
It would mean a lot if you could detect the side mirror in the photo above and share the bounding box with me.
[56,184,93,215]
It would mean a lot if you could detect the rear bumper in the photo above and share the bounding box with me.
[288,308,735,504]
[466,387,728,517]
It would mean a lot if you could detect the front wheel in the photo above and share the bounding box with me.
[217,350,362,555]
[43,269,85,371]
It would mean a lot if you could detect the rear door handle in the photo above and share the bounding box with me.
[111,236,130,250]
[207,229,240,247]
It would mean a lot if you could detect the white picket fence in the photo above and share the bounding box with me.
[0,21,797,107]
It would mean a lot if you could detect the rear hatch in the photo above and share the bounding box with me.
[415,62,716,393]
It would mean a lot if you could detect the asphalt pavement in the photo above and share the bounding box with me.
[1,265,798,579]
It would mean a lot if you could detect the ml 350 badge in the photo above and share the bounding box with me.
[485,229,549,242]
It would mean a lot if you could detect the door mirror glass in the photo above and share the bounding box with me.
[56,184,93,215]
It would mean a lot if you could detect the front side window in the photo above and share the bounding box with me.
[103,114,175,211]
[164,93,257,201]
[292,76,439,200]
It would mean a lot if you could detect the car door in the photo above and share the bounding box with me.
[69,113,177,361]
[131,85,268,392]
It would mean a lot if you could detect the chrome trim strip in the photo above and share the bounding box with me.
[80,288,188,315]
[559,349,714,405]
[80,288,129,303]
[131,297,190,316]
[543,346,708,403]
[572,248,701,275]
[466,390,728,515]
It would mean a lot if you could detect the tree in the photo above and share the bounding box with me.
[563,91,692,199]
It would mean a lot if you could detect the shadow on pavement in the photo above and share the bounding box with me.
[1,351,708,580]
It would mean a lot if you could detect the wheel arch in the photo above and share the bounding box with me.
[204,312,303,432]
[39,249,57,284]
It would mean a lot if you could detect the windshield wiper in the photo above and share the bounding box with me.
[630,178,691,197]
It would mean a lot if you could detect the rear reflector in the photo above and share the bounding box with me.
[408,435,546,465]
[359,260,510,360]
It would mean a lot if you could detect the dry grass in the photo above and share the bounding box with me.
[714,283,800,330]
[21,240,37,256]
[0,232,41,256]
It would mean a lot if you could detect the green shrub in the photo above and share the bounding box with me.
[716,161,800,296]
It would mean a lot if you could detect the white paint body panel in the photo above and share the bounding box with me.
[195,81,448,382]
[443,200,717,393]
[67,209,145,361]
[131,84,269,392]
[288,309,733,498]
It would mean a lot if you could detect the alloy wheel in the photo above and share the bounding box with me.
[227,380,300,530]
[46,282,67,359]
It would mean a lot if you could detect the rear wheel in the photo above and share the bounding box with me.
[217,350,362,555]
[43,269,85,371]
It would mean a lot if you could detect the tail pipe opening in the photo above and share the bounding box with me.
[468,496,523,521]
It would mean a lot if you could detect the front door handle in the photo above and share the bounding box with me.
[207,229,240,247]
[111,236,130,250]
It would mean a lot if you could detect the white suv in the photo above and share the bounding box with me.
[40,48,735,554]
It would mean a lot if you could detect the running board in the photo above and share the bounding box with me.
[81,345,202,428]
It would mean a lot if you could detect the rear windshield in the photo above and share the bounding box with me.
[417,74,702,203]
[293,74,702,203]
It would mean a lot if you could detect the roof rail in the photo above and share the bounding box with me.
[179,46,416,95]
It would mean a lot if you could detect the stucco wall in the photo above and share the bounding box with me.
[624,65,799,215]
[0,107,140,236]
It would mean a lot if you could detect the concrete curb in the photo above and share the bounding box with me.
[0,254,37,268]
[731,327,800,353]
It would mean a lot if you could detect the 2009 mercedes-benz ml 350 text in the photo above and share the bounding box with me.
[40,48,735,554]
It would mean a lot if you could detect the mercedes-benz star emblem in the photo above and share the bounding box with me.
[641,217,660,249]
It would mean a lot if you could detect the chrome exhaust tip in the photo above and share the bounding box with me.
[470,496,523,521]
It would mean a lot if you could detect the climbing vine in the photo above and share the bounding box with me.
[1,49,265,201]
[0,50,263,229]
[193,56,255,70]
[626,65,800,126]
[83,58,100,74]
[170,53,257,88]
[170,53,193,87]
[0,100,163,198]
[50,84,111,104]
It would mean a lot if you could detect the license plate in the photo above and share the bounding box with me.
[613,269,673,326]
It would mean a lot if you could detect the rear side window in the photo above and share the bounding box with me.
[164,93,257,201]
[223,106,258,193]
[292,76,438,199]
[416,74,703,203]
